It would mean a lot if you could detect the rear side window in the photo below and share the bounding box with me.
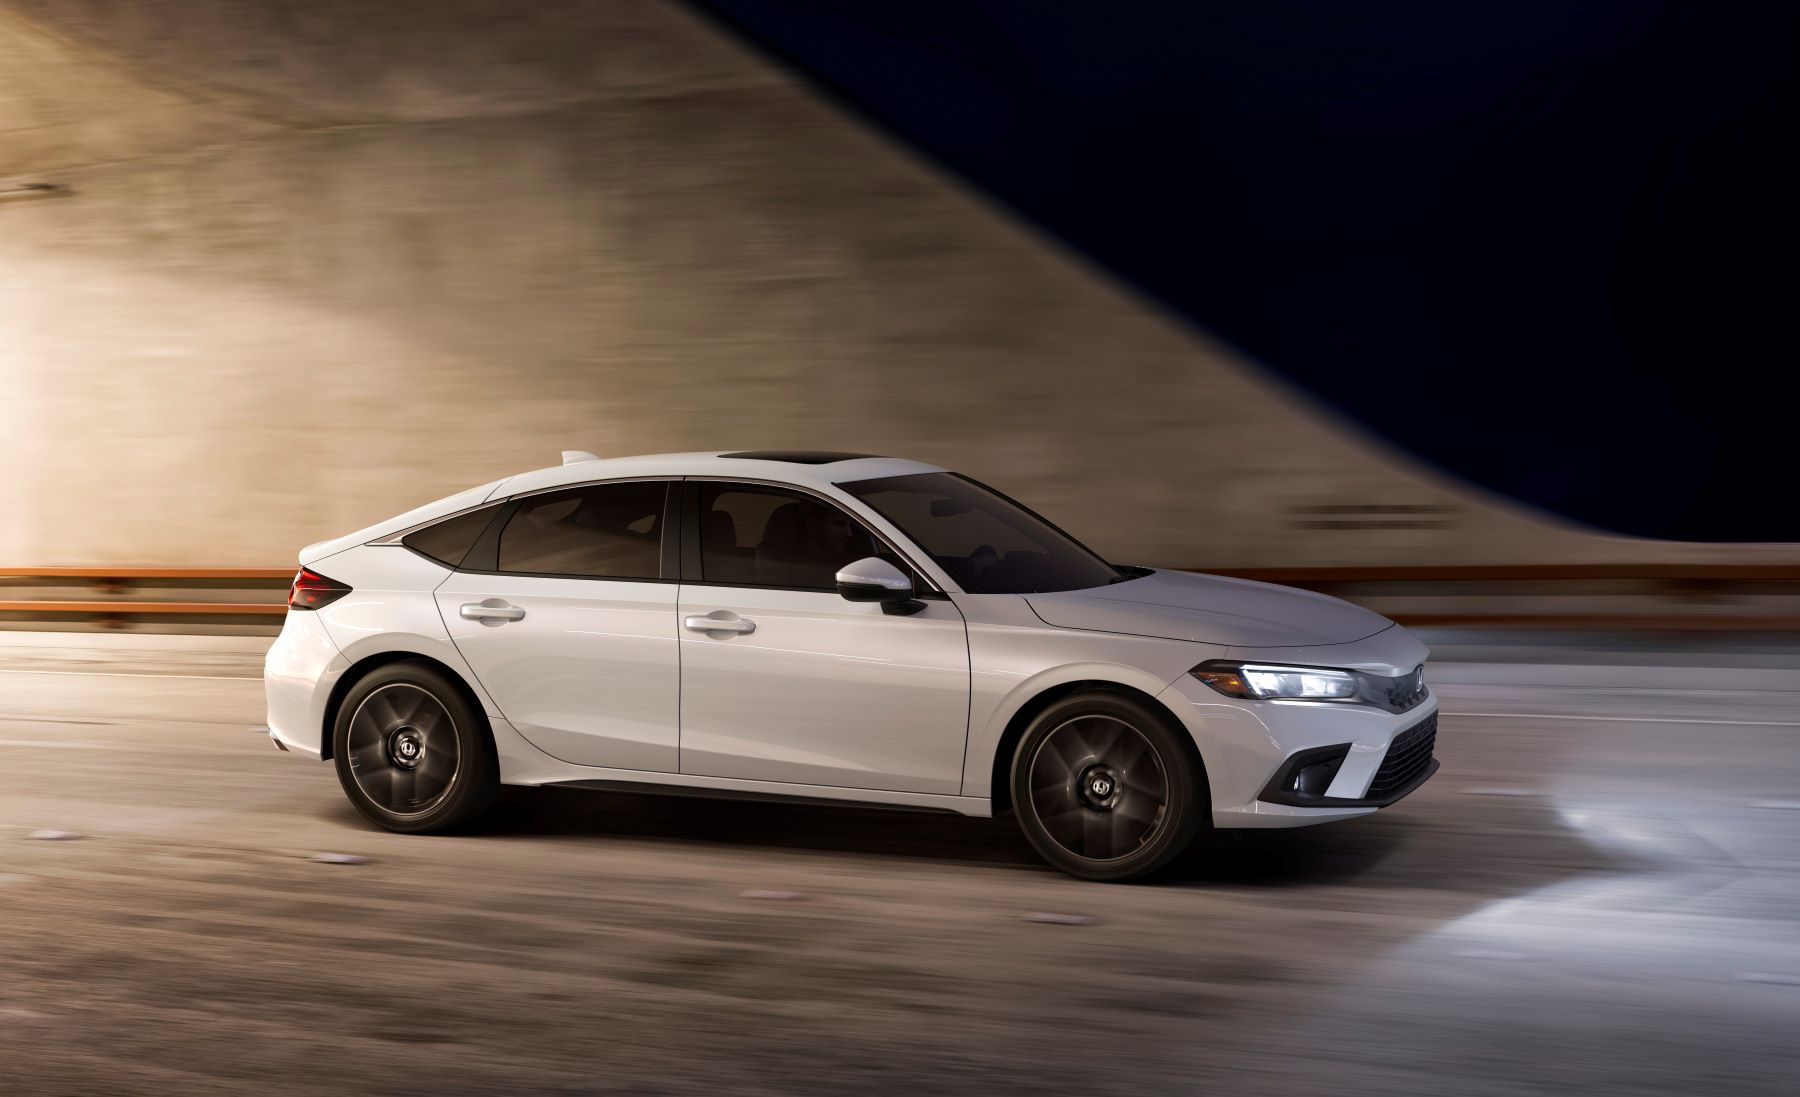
[498,481,668,579]
[402,505,499,568]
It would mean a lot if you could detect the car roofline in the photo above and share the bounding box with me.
[297,452,952,566]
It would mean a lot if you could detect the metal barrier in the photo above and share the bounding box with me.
[0,568,293,626]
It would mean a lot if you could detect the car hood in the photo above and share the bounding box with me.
[1024,569,1394,647]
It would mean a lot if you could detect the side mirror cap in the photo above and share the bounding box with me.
[835,557,926,615]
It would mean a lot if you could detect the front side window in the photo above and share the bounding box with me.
[697,483,917,590]
[497,481,668,579]
[840,472,1120,593]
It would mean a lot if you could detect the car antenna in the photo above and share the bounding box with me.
[561,450,601,465]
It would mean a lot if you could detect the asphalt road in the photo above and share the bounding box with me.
[1,635,1796,1096]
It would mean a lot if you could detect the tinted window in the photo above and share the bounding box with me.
[497,481,668,579]
[698,483,916,590]
[840,473,1120,593]
[403,505,498,568]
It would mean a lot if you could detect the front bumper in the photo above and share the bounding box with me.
[1159,656,1441,829]
[1255,711,1439,808]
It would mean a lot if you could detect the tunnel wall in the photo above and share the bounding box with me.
[0,1,1782,568]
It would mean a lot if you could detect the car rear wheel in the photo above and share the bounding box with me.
[332,662,498,833]
[1011,692,1205,881]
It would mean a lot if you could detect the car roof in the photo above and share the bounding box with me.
[485,451,948,500]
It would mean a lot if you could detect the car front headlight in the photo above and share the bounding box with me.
[1190,660,1360,701]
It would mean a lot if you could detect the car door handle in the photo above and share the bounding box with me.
[684,614,756,634]
[461,602,526,622]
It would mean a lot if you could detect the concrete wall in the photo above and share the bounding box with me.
[0,1,1783,568]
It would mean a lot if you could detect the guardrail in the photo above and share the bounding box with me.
[0,568,293,626]
[1,565,1796,630]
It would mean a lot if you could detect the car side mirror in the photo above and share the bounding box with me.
[835,557,926,616]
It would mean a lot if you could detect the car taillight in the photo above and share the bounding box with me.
[289,568,351,610]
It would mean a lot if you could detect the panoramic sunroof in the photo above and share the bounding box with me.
[719,450,886,464]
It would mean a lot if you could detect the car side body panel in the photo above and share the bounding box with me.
[677,584,971,794]
[435,572,681,772]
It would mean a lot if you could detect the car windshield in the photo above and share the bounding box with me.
[839,472,1123,594]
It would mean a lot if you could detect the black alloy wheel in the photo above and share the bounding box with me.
[332,661,498,833]
[1012,692,1205,881]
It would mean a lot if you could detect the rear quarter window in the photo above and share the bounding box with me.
[402,505,500,568]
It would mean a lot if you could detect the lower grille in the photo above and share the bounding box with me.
[1368,713,1437,799]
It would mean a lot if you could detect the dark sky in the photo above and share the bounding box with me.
[690,1,1799,542]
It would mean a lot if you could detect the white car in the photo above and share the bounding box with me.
[266,451,1437,880]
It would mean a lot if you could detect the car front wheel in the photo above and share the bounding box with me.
[1011,692,1205,881]
[332,661,498,833]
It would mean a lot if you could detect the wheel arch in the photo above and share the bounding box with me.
[985,678,1208,816]
[320,649,488,761]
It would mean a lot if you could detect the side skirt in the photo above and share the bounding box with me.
[548,779,965,815]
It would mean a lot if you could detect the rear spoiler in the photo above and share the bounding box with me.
[297,476,512,565]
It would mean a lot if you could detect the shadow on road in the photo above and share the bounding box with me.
[334,782,1650,901]
[454,786,1047,867]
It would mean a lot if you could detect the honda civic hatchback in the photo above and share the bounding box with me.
[266,450,1438,880]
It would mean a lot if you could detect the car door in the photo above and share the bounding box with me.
[677,480,970,794]
[435,478,680,771]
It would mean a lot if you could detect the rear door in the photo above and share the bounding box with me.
[676,480,971,794]
[435,479,680,771]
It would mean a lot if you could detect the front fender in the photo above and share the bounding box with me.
[959,605,1221,798]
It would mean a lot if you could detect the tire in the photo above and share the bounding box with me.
[1011,691,1205,881]
[332,661,499,834]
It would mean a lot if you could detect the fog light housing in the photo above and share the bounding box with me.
[1293,753,1346,798]
[1258,743,1354,805]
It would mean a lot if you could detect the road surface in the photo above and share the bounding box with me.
[1,634,1796,1096]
